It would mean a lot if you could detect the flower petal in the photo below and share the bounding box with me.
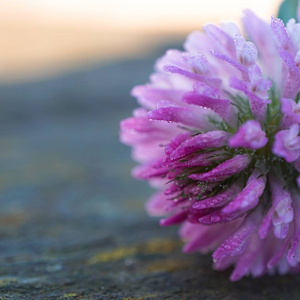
[189,154,250,182]
[213,214,258,261]
[229,120,268,149]
[272,124,300,163]
[192,183,241,210]
[222,169,266,214]
[169,130,230,161]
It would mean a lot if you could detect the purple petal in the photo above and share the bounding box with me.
[267,236,291,268]
[120,112,165,144]
[183,31,217,63]
[210,50,248,74]
[273,223,290,239]
[278,47,300,99]
[259,174,294,239]
[222,169,266,214]
[193,81,222,98]
[160,211,188,226]
[183,91,234,123]
[229,234,262,281]
[163,65,221,87]
[132,163,169,180]
[243,10,279,82]
[287,19,300,49]
[147,103,213,130]
[198,210,237,224]
[192,183,241,210]
[120,109,180,162]
[131,85,185,109]
[272,124,300,163]
[270,17,295,54]
[146,191,179,216]
[248,64,272,99]
[175,150,227,168]
[189,154,251,183]
[230,77,271,121]
[204,24,236,58]
[154,49,186,71]
[229,120,268,149]
[281,98,300,129]
[213,215,257,261]
[169,130,229,161]
[182,53,211,75]
[182,220,242,253]
[258,210,273,240]
[234,35,258,66]
[221,22,241,37]
[165,132,191,155]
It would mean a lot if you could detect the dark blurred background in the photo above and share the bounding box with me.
[2,1,299,299]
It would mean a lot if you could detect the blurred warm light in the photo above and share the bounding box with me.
[0,0,282,82]
[3,0,282,30]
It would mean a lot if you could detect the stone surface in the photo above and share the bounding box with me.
[0,44,299,299]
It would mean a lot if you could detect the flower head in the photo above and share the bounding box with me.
[120,10,300,280]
